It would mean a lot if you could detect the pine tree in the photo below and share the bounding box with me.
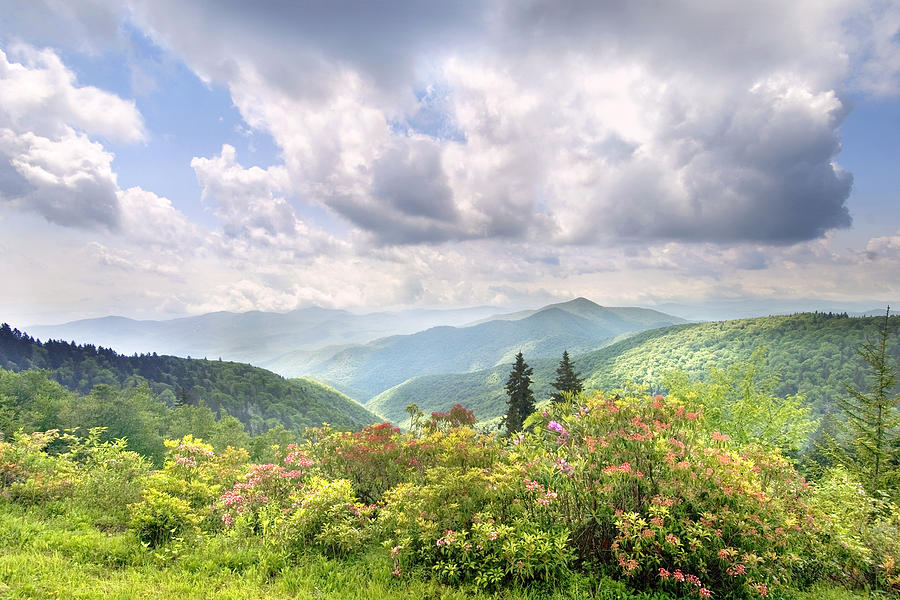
[503,352,535,434]
[834,307,899,493]
[551,350,583,403]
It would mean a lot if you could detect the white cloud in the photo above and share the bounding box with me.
[191,145,345,256]
[0,127,120,229]
[120,0,871,248]
[0,45,145,142]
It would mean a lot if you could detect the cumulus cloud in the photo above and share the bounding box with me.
[191,145,343,256]
[866,230,900,259]
[0,46,145,142]
[0,44,147,229]
[0,128,120,229]
[117,0,875,248]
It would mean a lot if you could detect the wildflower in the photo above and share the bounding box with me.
[699,588,712,598]
[547,421,568,436]
[673,569,685,582]
[665,534,680,546]
[555,458,574,474]
[221,512,234,526]
[659,567,670,579]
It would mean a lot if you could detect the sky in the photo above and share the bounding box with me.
[0,0,899,326]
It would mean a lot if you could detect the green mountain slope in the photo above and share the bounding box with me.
[0,323,378,434]
[368,312,900,423]
[270,298,685,400]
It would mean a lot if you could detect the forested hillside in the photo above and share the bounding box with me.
[368,312,900,423]
[0,324,377,436]
[270,298,684,400]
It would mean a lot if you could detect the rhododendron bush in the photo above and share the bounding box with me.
[516,392,824,597]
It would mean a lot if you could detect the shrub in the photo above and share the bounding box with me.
[129,487,199,547]
[0,430,75,505]
[518,391,821,598]
[140,436,249,532]
[378,463,574,587]
[277,476,372,557]
[807,467,900,591]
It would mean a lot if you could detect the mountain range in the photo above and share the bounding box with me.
[26,305,503,365]
[25,298,687,405]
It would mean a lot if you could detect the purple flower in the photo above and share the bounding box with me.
[547,421,567,435]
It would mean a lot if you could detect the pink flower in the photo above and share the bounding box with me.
[699,588,712,598]
[659,568,670,579]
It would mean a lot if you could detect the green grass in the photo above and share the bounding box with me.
[0,502,879,600]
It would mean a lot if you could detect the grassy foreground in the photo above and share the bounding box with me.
[0,497,874,600]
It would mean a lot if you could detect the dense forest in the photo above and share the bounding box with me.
[0,324,377,455]
[369,312,900,424]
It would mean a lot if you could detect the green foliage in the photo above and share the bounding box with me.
[277,477,372,557]
[551,351,583,403]
[522,391,821,598]
[0,324,379,439]
[504,353,536,435]
[129,487,200,547]
[806,467,900,591]
[662,349,819,452]
[2,376,898,598]
[378,464,574,587]
[369,313,900,426]
[830,308,900,496]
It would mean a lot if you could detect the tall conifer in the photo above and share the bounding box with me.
[551,350,583,403]
[503,352,535,434]
[834,307,899,493]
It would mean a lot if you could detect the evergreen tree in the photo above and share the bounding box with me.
[551,350,583,403]
[503,352,535,434]
[833,307,899,494]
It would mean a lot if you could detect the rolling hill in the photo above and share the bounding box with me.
[367,312,900,424]
[0,323,379,434]
[267,298,687,400]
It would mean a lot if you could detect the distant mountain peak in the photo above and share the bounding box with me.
[557,297,603,308]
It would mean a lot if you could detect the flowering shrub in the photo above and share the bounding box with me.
[275,476,372,557]
[0,430,75,504]
[519,391,821,598]
[217,444,315,533]
[134,436,249,533]
[307,423,413,503]
[308,422,499,504]
[378,463,573,587]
